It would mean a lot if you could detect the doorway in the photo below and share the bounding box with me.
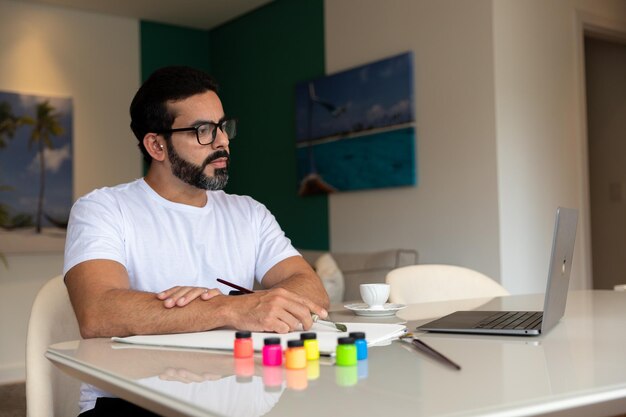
[585,34,626,289]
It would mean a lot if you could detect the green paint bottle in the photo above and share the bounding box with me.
[335,337,357,366]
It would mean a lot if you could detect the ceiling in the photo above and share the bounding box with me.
[17,0,273,30]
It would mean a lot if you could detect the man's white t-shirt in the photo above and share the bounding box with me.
[63,178,299,413]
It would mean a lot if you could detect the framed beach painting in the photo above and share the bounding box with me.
[295,52,416,196]
[0,91,73,254]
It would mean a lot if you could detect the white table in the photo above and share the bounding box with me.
[47,290,626,417]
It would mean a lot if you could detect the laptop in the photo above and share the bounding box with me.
[417,207,578,336]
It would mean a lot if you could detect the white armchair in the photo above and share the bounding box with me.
[26,275,81,417]
[386,264,509,305]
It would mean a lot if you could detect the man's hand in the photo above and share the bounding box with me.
[224,287,328,334]
[157,286,222,308]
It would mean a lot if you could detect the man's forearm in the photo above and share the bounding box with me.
[272,271,330,309]
[260,256,330,309]
[77,288,230,338]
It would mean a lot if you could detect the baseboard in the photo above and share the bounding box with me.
[0,362,25,385]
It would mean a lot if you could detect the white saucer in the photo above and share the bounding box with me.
[344,303,407,317]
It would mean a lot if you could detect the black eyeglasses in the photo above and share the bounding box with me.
[156,119,237,145]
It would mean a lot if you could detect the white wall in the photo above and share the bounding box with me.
[325,0,502,280]
[494,0,626,294]
[0,0,141,383]
[325,0,626,295]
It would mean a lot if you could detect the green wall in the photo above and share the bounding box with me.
[140,21,210,81]
[210,0,328,249]
[139,0,328,250]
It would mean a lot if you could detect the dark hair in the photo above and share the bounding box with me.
[129,66,219,163]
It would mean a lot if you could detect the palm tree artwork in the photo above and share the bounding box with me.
[0,91,72,256]
[0,101,21,149]
[1,101,22,264]
[0,101,18,229]
[27,100,64,233]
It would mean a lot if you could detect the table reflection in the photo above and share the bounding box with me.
[139,373,282,417]
[66,339,371,417]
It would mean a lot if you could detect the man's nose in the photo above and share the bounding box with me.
[212,127,230,149]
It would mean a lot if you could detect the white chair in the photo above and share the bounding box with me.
[386,264,509,305]
[26,275,81,417]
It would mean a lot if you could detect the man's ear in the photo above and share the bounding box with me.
[143,133,165,161]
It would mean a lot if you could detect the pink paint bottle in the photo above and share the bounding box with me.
[262,337,283,366]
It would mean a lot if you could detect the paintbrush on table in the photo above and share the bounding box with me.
[400,333,461,370]
[216,278,347,332]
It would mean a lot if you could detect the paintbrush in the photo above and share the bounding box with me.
[400,333,461,370]
[310,313,347,332]
[216,278,347,332]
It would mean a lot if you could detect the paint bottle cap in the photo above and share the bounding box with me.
[349,332,365,340]
[300,332,317,340]
[264,337,281,345]
[337,337,355,345]
[235,331,251,339]
[287,340,304,348]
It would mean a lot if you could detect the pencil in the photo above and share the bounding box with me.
[411,338,461,371]
[216,278,254,294]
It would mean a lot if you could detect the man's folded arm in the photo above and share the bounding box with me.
[65,259,230,338]
[66,256,331,338]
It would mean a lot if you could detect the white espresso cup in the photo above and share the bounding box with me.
[360,283,390,310]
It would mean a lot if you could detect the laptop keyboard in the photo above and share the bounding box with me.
[474,311,543,330]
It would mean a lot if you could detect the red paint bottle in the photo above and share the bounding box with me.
[234,331,253,358]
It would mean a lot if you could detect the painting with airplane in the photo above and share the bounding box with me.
[294,52,416,195]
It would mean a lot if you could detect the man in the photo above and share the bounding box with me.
[64,66,329,415]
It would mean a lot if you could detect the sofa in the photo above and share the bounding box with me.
[298,249,418,302]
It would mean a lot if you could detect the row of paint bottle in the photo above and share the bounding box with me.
[235,330,367,367]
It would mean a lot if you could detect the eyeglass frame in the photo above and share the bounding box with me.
[155,118,237,146]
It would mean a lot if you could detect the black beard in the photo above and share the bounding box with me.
[167,142,229,191]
